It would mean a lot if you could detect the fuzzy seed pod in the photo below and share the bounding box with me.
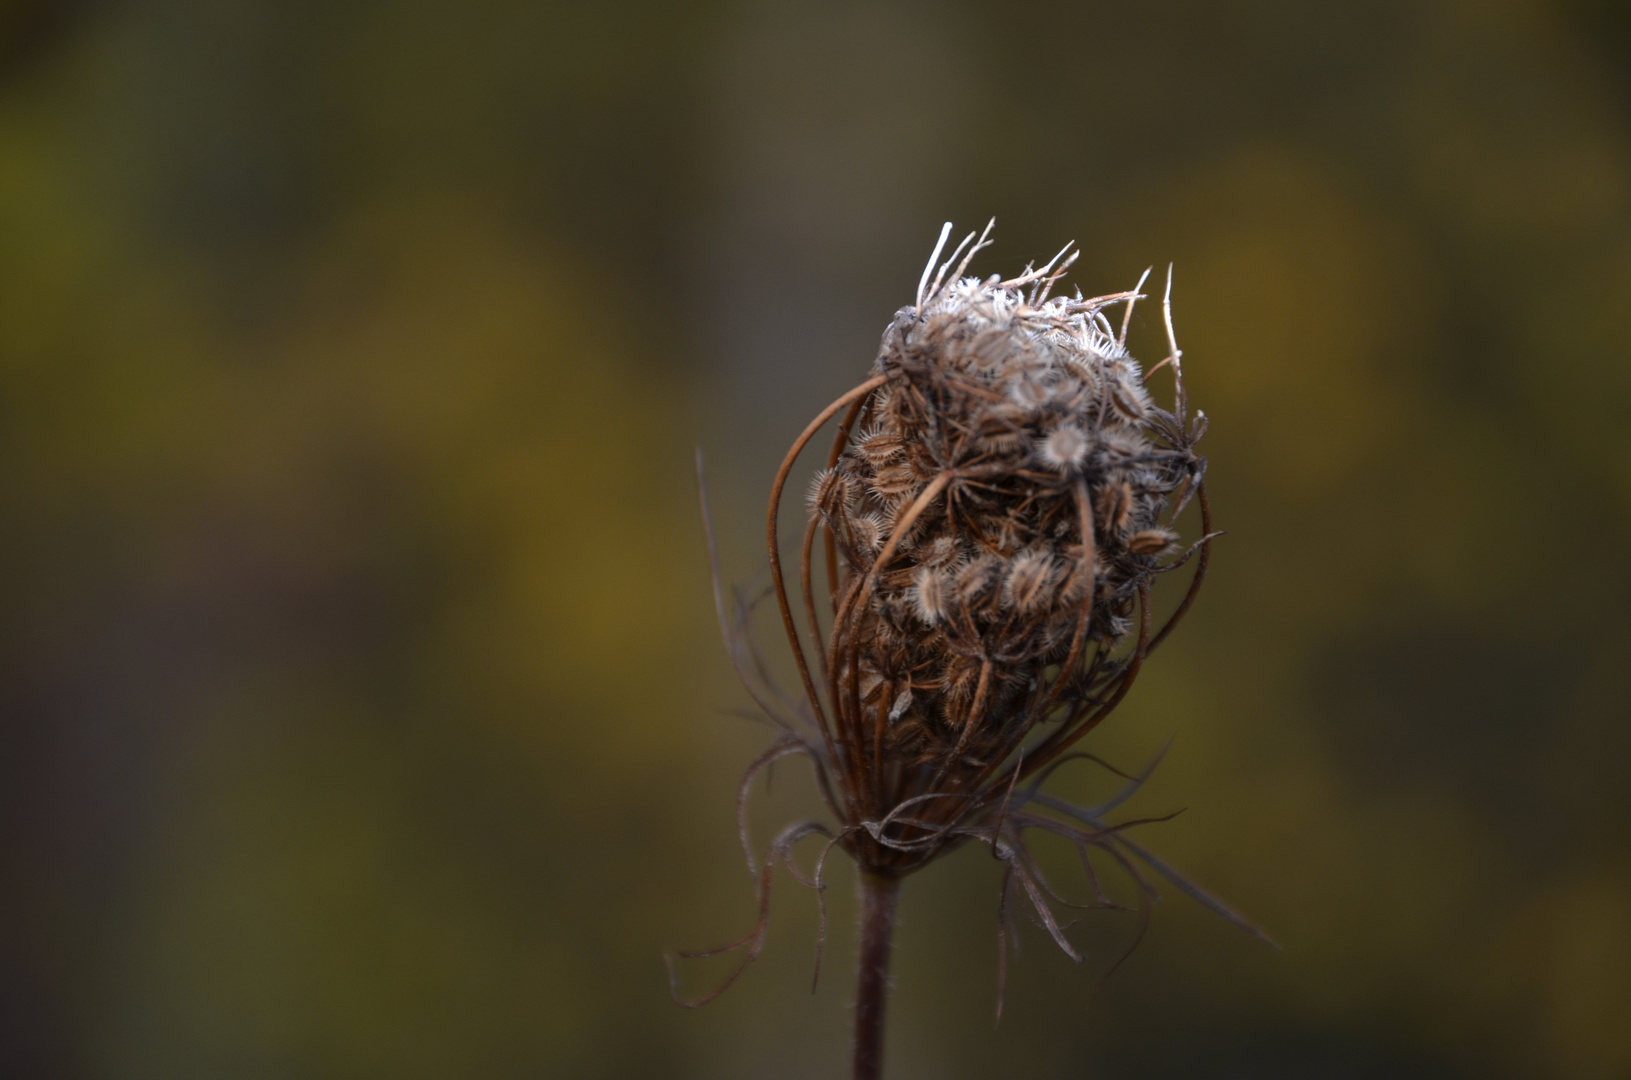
[848,513,885,554]
[1098,481,1134,533]
[1038,424,1090,472]
[955,554,1002,608]
[1001,549,1056,614]
[910,566,950,625]
[856,427,904,464]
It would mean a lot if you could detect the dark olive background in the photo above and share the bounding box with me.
[3,1,1630,1077]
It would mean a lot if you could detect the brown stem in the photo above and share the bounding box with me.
[853,872,901,1080]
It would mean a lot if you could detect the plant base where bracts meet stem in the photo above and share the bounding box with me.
[853,872,901,1080]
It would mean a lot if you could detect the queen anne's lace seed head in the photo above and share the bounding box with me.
[808,230,1208,804]
[673,222,1252,1021]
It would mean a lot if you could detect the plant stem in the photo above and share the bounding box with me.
[853,872,901,1080]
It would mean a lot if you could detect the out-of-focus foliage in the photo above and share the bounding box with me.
[1,1,1629,1078]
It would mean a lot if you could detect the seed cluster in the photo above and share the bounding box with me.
[809,253,1206,829]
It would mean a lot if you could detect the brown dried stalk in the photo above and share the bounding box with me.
[673,222,1271,1080]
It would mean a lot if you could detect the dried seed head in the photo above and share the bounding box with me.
[809,229,1209,805]
[678,224,1236,1020]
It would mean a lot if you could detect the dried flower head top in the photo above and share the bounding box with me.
[679,222,1267,1079]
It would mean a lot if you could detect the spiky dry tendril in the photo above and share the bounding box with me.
[673,224,1271,1016]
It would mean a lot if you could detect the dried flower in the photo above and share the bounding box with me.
[675,222,1269,1079]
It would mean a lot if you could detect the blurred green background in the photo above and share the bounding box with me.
[3,1,1630,1077]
